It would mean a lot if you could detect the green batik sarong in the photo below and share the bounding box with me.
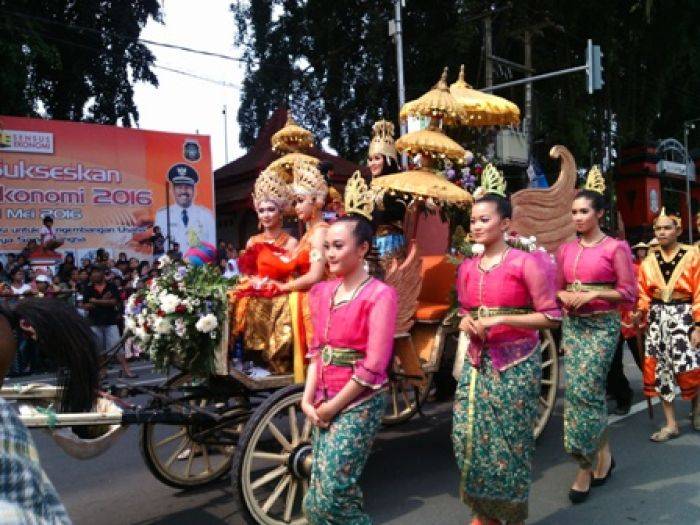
[562,311,620,469]
[303,395,385,525]
[452,348,541,523]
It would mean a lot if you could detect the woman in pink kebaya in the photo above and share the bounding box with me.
[301,211,397,524]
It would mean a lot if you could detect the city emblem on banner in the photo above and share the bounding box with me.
[183,139,201,162]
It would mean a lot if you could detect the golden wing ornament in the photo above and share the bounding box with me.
[383,240,422,334]
[509,145,578,253]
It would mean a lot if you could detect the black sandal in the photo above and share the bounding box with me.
[591,456,615,487]
[568,473,592,504]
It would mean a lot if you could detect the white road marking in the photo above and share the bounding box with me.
[608,386,683,424]
[608,397,660,424]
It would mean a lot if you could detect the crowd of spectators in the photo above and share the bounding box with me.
[0,248,166,377]
[0,237,240,378]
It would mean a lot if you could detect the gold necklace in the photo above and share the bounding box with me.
[477,248,510,308]
[578,233,607,248]
[478,247,510,273]
[332,275,372,307]
[572,234,607,283]
[262,230,283,243]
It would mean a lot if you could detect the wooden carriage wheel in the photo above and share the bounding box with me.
[233,385,310,525]
[140,373,247,489]
[535,329,559,438]
[382,362,433,426]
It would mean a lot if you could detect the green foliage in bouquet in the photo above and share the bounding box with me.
[124,257,236,377]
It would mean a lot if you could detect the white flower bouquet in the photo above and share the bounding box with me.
[124,255,234,377]
[450,226,543,260]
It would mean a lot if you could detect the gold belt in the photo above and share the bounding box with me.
[468,307,532,319]
[320,346,363,367]
[566,281,615,292]
[651,290,692,303]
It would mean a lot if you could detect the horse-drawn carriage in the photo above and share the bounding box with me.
[3,144,578,525]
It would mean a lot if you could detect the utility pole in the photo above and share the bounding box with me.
[390,0,407,136]
[684,119,700,242]
[484,16,493,87]
[523,30,533,155]
[486,19,540,159]
[222,105,229,165]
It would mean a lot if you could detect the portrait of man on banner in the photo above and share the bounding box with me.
[155,163,215,252]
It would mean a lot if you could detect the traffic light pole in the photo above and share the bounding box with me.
[684,119,700,243]
[481,39,602,94]
[479,63,588,93]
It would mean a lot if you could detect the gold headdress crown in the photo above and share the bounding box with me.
[343,171,374,221]
[584,165,606,194]
[291,161,328,199]
[654,207,682,227]
[367,119,398,163]
[474,163,507,199]
[253,169,292,210]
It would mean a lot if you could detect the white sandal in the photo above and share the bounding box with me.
[650,427,680,442]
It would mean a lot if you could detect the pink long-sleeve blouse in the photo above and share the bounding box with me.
[555,236,637,315]
[457,249,561,371]
[307,277,397,407]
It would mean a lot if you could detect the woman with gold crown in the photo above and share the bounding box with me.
[301,172,397,524]
[268,161,329,382]
[636,208,700,440]
[451,166,561,525]
[555,167,637,504]
[367,119,407,262]
[229,169,298,373]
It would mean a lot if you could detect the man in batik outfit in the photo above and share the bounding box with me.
[637,210,700,441]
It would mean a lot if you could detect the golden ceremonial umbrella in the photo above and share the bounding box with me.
[395,127,468,163]
[266,153,319,182]
[270,112,314,153]
[372,168,473,207]
[449,64,520,127]
[399,67,467,126]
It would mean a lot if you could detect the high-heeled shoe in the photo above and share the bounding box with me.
[568,473,592,504]
[591,456,616,487]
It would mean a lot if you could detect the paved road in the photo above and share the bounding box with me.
[14,354,700,524]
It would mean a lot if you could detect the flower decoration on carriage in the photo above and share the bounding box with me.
[451,165,546,260]
[124,252,233,377]
[457,166,477,191]
[503,231,540,252]
[451,226,543,260]
[443,158,456,182]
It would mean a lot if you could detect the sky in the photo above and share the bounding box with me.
[133,0,246,169]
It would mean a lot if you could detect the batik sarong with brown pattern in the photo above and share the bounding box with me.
[452,350,541,523]
[561,311,620,469]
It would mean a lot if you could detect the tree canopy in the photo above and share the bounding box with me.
[0,0,161,126]
[231,0,700,164]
